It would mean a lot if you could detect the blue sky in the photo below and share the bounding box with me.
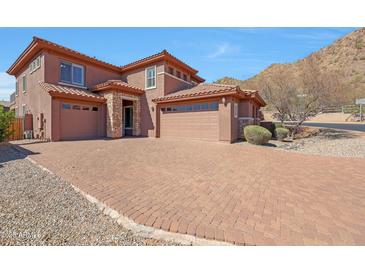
[0,27,356,100]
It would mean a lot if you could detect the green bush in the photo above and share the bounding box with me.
[275,127,289,141]
[244,125,272,145]
[0,106,15,142]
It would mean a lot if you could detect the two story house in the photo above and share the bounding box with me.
[7,37,265,142]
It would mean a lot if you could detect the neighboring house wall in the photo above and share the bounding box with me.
[43,51,122,88]
[13,52,53,139]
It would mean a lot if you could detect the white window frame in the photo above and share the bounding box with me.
[72,63,85,86]
[15,80,19,96]
[145,66,157,90]
[22,104,27,116]
[22,75,27,93]
[29,56,41,74]
[60,61,85,87]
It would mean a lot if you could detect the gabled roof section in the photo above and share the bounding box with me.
[39,82,106,103]
[7,37,121,76]
[120,50,205,83]
[152,83,266,106]
[7,37,203,83]
[92,80,144,95]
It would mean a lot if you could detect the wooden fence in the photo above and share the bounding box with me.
[8,117,24,141]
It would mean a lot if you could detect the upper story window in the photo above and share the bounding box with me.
[22,104,27,116]
[29,56,41,73]
[15,81,19,96]
[22,75,27,93]
[168,67,174,75]
[145,66,156,89]
[183,74,187,81]
[176,70,181,78]
[60,61,85,86]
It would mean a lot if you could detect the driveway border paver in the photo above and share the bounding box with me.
[25,154,232,246]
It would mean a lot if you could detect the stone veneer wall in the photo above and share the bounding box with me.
[132,99,141,136]
[101,91,141,138]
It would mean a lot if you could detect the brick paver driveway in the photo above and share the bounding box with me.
[20,138,365,245]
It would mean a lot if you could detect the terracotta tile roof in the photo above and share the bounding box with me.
[152,83,239,101]
[35,37,121,71]
[120,50,205,82]
[8,37,205,83]
[39,82,106,102]
[7,37,121,75]
[152,83,266,106]
[92,80,144,94]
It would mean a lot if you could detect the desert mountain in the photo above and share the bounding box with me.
[216,28,365,104]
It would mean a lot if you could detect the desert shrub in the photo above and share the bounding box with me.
[268,122,284,138]
[243,125,272,145]
[275,127,289,141]
[0,106,15,142]
[274,122,283,128]
[259,121,274,136]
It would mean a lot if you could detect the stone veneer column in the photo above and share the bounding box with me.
[133,98,141,136]
[103,91,123,138]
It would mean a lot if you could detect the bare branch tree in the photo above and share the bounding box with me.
[261,57,344,138]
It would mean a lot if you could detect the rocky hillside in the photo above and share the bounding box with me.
[216,28,365,104]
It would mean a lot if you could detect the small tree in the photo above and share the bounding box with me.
[0,106,15,142]
[262,57,343,138]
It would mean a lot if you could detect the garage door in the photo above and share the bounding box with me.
[60,102,100,140]
[160,102,219,141]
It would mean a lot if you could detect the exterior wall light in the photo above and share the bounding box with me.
[222,97,226,105]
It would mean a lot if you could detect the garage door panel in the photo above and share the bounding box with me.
[60,103,99,140]
[160,111,219,141]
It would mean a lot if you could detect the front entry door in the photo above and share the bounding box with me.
[124,106,133,136]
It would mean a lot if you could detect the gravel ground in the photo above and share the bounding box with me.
[0,145,178,246]
[243,128,365,158]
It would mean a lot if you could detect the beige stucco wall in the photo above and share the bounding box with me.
[121,61,165,137]
[121,60,198,137]
[164,73,193,95]
[13,52,53,139]
[44,51,122,87]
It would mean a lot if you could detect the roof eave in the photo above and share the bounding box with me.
[152,90,238,104]
[253,94,267,107]
[48,90,106,103]
[191,74,205,83]
[7,37,39,75]
[92,84,144,95]
[7,37,122,76]
[121,52,199,75]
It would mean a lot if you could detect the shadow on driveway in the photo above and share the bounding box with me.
[0,144,40,167]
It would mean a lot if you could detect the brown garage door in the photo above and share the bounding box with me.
[160,106,219,141]
[60,102,99,140]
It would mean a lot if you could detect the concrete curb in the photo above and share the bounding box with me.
[14,145,231,246]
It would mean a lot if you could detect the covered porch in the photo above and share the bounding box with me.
[92,80,144,138]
